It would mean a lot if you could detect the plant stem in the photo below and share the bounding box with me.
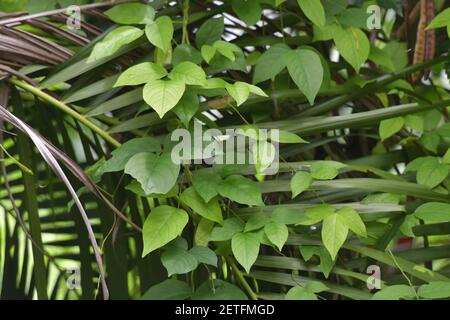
[0,0,138,26]
[9,78,121,148]
[182,0,190,45]
[227,257,258,300]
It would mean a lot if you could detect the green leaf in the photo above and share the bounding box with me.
[313,23,338,41]
[318,248,334,278]
[306,281,329,293]
[253,43,290,84]
[414,202,450,223]
[114,62,167,87]
[1,0,27,12]
[299,246,334,278]
[227,82,267,106]
[271,130,308,144]
[378,0,403,13]
[369,41,410,72]
[231,232,261,273]
[310,161,345,180]
[419,132,441,153]
[189,246,218,267]
[217,175,264,206]
[124,152,180,195]
[210,218,245,241]
[102,137,161,173]
[379,41,408,72]
[264,221,288,251]
[416,159,449,188]
[333,26,370,73]
[336,8,370,28]
[285,286,318,300]
[87,26,144,63]
[443,149,450,164]
[285,281,329,300]
[299,245,319,262]
[322,213,349,260]
[192,170,222,203]
[399,214,417,238]
[105,3,155,25]
[322,0,347,18]
[426,8,450,30]
[285,49,324,105]
[372,285,416,300]
[180,187,223,224]
[173,44,203,66]
[145,16,173,53]
[337,207,367,237]
[404,114,424,132]
[161,247,198,276]
[232,0,262,25]
[406,156,436,172]
[143,79,186,118]
[252,140,276,175]
[168,61,207,86]
[379,117,404,141]
[213,40,240,61]
[195,17,224,48]
[297,0,326,26]
[201,45,217,64]
[192,279,248,300]
[141,279,191,300]
[209,50,247,71]
[418,281,450,299]
[142,205,189,256]
[291,171,313,198]
[195,218,215,247]
[303,204,335,224]
[173,90,199,127]
[272,208,308,225]
[125,181,178,199]
[243,83,268,97]
[245,212,271,232]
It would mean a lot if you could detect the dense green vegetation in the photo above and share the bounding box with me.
[0,0,450,300]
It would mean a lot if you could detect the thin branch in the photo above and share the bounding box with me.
[0,0,138,26]
[8,78,121,148]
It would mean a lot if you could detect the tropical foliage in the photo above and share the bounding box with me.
[1,0,450,300]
